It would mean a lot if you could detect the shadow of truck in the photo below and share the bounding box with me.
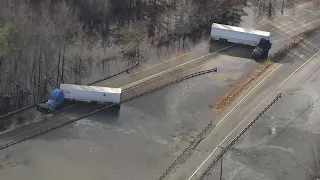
[209,39,255,60]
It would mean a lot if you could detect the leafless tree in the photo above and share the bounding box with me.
[250,0,298,21]
[0,0,264,113]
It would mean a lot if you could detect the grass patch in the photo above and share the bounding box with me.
[213,60,272,114]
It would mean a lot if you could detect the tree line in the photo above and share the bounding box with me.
[0,0,309,114]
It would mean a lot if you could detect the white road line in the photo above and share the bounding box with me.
[301,7,320,16]
[121,45,235,89]
[187,34,320,180]
[269,12,319,31]
[271,19,320,42]
[122,60,215,96]
[99,3,320,87]
[270,10,317,28]
[122,17,320,90]
[120,16,319,89]
[101,45,210,86]
[263,2,316,25]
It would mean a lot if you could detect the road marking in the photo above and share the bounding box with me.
[272,19,320,42]
[187,34,320,180]
[102,3,320,87]
[269,12,319,31]
[215,34,320,128]
[269,9,319,29]
[120,16,319,90]
[100,45,210,86]
[121,45,235,89]
[301,7,320,16]
[122,61,215,97]
[262,2,317,26]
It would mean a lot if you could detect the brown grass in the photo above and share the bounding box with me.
[213,60,273,114]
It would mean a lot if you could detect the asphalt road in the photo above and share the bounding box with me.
[165,26,320,180]
[205,34,320,180]
[170,6,320,180]
[0,2,319,180]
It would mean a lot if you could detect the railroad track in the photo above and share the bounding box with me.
[0,68,217,150]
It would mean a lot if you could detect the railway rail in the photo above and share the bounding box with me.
[0,68,217,150]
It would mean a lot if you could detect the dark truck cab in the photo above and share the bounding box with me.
[252,37,272,60]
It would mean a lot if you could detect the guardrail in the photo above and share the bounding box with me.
[123,68,218,102]
[158,121,213,180]
[197,92,282,180]
[0,68,218,150]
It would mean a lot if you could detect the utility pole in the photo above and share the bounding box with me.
[219,146,224,180]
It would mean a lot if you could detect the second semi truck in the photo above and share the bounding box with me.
[211,23,272,60]
[37,84,122,113]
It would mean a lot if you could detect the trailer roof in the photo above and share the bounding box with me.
[60,84,122,94]
[212,23,271,37]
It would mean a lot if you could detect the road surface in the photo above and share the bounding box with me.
[205,31,320,180]
[167,5,320,180]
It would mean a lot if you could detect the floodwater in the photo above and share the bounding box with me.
[0,54,258,180]
[0,5,261,180]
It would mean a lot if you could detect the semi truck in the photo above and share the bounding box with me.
[211,23,272,60]
[36,84,122,113]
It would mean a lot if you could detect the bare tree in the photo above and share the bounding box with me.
[0,0,257,114]
[250,0,298,21]
[115,21,147,65]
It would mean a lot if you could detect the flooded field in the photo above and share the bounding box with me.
[0,54,257,180]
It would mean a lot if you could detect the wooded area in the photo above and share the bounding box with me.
[0,0,308,114]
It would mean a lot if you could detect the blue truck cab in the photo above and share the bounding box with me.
[36,88,65,113]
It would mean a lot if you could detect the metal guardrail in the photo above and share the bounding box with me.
[158,121,213,180]
[0,62,139,119]
[0,68,218,150]
[123,68,218,102]
[197,93,282,180]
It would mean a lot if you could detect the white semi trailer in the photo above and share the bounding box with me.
[211,23,272,59]
[37,84,122,113]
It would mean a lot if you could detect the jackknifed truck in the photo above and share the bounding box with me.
[211,23,272,60]
[37,84,122,113]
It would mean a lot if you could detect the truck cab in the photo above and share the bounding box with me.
[252,37,272,60]
[37,88,65,113]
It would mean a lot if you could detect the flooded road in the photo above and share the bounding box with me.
[206,53,320,180]
[0,53,257,180]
